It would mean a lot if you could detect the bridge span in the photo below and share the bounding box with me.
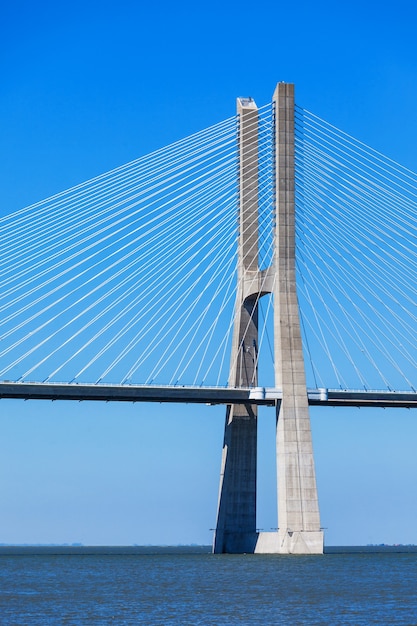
[1,381,416,408]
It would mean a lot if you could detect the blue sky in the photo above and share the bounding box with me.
[1,0,417,546]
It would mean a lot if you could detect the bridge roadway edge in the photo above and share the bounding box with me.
[0,382,416,408]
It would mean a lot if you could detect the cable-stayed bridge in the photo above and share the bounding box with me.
[1,83,417,553]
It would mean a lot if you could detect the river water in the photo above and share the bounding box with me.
[0,546,416,624]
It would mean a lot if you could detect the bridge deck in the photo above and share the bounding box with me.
[0,382,416,408]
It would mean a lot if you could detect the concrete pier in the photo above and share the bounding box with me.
[213,97,260,554]
[213,84,323,554]
[270,83,323,554]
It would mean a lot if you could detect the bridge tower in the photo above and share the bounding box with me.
[213,83,323,554]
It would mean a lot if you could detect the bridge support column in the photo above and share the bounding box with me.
[271,82,323,554]
[213,84,323,554]
[213,98,260,554]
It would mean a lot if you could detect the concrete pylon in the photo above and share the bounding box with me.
[271,82,323,554]
[213,97,260,554]
[213,84,323,554]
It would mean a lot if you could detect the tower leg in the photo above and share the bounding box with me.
[213,297,259,554]
[213,404,258,553]
[213,96,260,554]
[272,82,323,554]
[275,399,323,553]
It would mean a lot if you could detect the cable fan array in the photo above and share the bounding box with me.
[1,99,416,392]
[295,106,417,391]
[0,105,275,387]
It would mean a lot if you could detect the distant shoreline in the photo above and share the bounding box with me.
[0,545,416,555]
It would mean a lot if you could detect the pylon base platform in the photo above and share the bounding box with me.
[255,530,324,554]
